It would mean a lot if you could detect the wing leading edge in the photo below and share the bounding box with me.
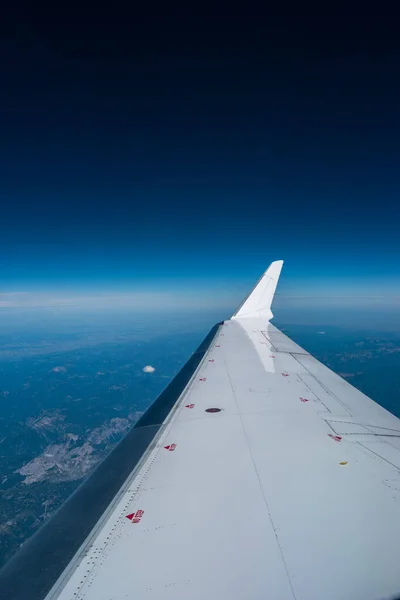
[2,261,400,600]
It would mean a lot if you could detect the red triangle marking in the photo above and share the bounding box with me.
[164,445,171,450]
[126,513,134,520]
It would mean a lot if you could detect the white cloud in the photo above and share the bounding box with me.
[143,365,155,373]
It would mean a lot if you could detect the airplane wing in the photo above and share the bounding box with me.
[2,261,400,600]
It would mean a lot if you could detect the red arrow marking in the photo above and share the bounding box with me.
[328,434,342,442]
[164,443,177,451]
[185,404,195,409]
[208,359,215,362]
[127,509,144,523]
[300,397,309,403]
[281,372,289,377]
[269,355,276,358]
[199,377,207,382]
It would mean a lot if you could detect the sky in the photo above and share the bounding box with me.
[1,13,400,307]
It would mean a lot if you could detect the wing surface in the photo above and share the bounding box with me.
[2,262,400,600]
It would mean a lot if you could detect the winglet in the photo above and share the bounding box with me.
[232,260,284,321]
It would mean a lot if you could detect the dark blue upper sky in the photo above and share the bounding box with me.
[1,13,399,301]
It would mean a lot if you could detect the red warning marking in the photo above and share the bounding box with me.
[215,344,220,347]
[164,443,177,451]
[208,359,215,362]
[300,397,309,403]
[328,434,342,442]
[269,355,276,358]
[185,403,195,409]
[281,372,289,377]
[126,509,144,523]
[199,377,207,382]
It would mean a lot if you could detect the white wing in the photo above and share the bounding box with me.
[2,262,400,600]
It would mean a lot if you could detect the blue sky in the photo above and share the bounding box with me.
[1,15,399,306]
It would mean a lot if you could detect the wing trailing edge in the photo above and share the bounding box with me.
[232,260,283,321]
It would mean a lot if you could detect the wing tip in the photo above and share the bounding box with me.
[232,259,284,321]
[265,259,284,274]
